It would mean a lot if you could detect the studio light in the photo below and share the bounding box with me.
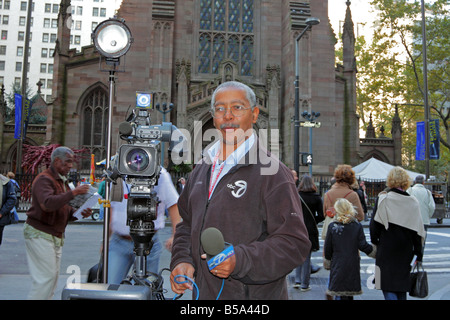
[92,17,133,63]
[91,17,133,282]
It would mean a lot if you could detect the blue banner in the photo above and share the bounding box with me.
[14,93,22,139]
[416,120,440,160]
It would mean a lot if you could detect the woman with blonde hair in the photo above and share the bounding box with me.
[324,198,375,300]
[370,166,425,300]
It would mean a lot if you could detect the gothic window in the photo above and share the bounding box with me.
[80,87,108,169]
[212,34,225,73]
[198,0,254,76]
[198,33,211,73]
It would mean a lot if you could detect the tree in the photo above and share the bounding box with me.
[345,0,449,178]
[20,144,88,200]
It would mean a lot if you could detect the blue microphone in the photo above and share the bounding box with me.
[201,227,235,271]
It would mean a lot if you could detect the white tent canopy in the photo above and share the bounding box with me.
[353,158,424,181]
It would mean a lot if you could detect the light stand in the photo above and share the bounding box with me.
[91,17,133,283]
[294,17,320,177]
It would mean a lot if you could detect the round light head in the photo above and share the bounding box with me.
[92,18,133,59]
[305,17,320,26]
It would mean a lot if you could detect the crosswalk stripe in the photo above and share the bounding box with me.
[316,228,450,273]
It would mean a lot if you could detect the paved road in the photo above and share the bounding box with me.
[1,214,450,300]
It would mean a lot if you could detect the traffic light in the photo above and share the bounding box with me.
[301,153,313,165]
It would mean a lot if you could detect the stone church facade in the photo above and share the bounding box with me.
[1,0,402,175]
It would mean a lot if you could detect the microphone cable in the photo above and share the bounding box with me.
[173,275,199,300]
[216,278,225,300]
[172,275,225,300]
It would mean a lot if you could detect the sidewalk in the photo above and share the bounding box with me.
[3,213,450,300]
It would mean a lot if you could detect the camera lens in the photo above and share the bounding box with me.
[126,148,150,172]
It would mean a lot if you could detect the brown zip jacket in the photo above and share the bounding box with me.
[171,142,311,299]
[25,167,76,238]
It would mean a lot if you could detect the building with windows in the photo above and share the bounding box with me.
[0,0,120,102]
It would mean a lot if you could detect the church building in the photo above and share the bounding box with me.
[1,0,402,175]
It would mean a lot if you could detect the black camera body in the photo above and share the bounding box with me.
[117,108,173,218]
[117,143,159,178]
[115,107,175,281]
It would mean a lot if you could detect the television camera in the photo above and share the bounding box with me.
[62,93,186,300]
[112,93,184,289]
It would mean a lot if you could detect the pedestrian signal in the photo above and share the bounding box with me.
[301,153,313,165]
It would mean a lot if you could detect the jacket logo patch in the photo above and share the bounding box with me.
[227,180,247,198]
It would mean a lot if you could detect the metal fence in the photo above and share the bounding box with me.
[13,171,449,215]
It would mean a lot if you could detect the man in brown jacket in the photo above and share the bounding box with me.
[24,146,92,300]
[170,81,311,299]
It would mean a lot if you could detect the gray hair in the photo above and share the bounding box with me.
[414,175,425,184]
[211,81,257,110]
[51,146,74,163]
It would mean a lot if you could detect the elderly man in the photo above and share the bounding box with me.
[170,81,311,299]
[24,146,92,300]
[407,175,435,229]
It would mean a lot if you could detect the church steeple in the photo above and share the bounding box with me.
[340,0,359,165]
[46,0,72,144]
[342,0,356,71]
[55,0,71,56]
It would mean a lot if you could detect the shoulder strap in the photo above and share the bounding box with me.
[299,194,316,220]
[326,189,352,204]
[343,190,353,198]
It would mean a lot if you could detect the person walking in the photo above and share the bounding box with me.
[407,175,435,233]
[322,164,364,240]
[370,167,425,300]
[0,174,17,245]
[6,172,20,222]
[176,177,186,195]
[23,146,93,300]
[97,174,106,220]
[324,198,375,300]
[352,180,367,219]
[294,174,324,291]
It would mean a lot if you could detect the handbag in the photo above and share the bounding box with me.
[409,261,428,298]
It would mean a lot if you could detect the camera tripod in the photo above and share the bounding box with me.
[118,219,168,300]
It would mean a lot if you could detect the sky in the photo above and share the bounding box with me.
[328,0,378,39]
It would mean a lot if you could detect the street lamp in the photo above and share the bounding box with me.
[301,111,321,175]
[92,17,133,283]
[15,0,32,174]
[420,0,430,179]
[294,17,320,177]
[155,102,174,165]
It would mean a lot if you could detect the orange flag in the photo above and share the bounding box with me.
[90,154,95,184]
